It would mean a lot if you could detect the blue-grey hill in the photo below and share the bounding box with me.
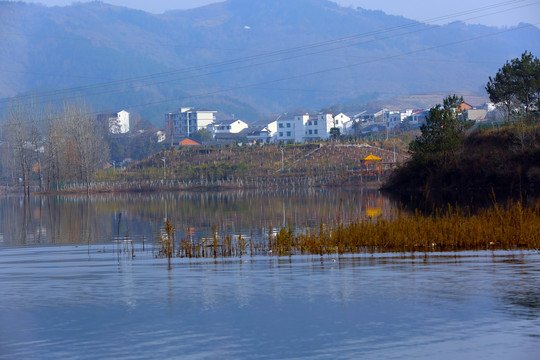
[0,0,539,123]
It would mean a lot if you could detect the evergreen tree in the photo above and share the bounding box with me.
[486,51,540,116]
[409,95,473,155]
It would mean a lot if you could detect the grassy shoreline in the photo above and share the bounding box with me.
[156,199,540,259]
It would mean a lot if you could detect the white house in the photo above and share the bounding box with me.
[384,111,402,129]
[345,111,366,122]
[466,109,489,121]
[247,127,274,143]
[156,130,166,143]
[276,113,341,143]
[334,113,351,134]
[165,107,216,141]
[115,110,130,134]
[304,113,336,140]
[362,109,387,124]
[212,119,249,135]
[277,115,306,142]
[247,120,278,143]
[97,110,130,134]
[385,109,413,129]
[411,110,428,124]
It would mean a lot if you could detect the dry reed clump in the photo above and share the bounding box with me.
[155,218,176,267]
[288,200,540,254]
[157,200,539,260]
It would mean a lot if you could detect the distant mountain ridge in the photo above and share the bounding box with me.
[0,0,539,124]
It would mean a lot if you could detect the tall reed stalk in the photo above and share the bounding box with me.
[155,218,175,268]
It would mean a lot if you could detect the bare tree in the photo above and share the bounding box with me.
[61,100,109,192]
[3,99,34,195]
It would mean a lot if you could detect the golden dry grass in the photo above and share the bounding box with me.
[163,200,540,258]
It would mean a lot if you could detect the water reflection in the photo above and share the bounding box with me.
[0,248,538,359]
[492,255,540,320]
[0,189,398,247]
[385,187,538,214]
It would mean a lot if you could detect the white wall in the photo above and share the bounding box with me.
[110,110,130,134]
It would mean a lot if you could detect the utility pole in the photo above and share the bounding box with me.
[280,147,284,172]
[161,157,166,183]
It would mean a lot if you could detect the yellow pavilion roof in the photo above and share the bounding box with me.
[363,153,382,161]
[366,208,382,217]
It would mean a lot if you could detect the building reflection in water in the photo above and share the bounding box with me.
[0,189,397,247]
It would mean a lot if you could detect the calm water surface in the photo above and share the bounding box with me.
[0,191,539,359]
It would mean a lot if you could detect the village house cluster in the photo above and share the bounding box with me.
[161,102,497,145]
[97,101,497,146]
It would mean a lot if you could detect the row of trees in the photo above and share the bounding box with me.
[1,99,109,194]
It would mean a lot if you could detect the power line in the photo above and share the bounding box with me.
[11,0,539,109]
[117,23,538,111]
[3,21,529,127]
[0,0,534,106]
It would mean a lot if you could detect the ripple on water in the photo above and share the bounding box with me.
[0,246,539,359]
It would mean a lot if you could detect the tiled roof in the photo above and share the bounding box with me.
[179,138,201,146]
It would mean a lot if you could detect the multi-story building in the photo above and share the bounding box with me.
[276,113,343,143]
[165,107,216,141]
[277,115,308,143]
[97,110,130,134]
[304,113,335,141]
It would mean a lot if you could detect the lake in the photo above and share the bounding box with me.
[0,190,539,359]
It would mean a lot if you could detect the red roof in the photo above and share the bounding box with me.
[179,138,201,146]
[457,103,472,111]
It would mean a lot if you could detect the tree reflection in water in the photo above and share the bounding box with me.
[0,189,397,247]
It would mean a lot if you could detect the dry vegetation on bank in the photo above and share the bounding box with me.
[58,141,410,193]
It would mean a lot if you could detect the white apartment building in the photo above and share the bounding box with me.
[277,115,305,142]
[165,107,216,141]
[97,110,130,134]
[304,113,335,140]
[276,113,343,143]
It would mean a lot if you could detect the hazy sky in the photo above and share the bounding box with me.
[11,0,540,27]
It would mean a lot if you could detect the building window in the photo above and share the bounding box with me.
[314,121,318,125]
[314,130,318,134]
[279,132,283,137]
[279,123,283,128]
[286,123,291,128]
[286,131,291,137]
[309,130,313,134]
